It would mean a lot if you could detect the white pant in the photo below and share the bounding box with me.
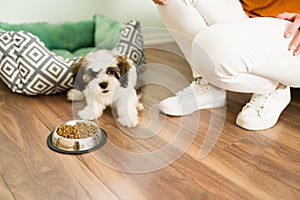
[157,0,300,93]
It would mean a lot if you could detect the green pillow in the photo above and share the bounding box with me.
[51,49,76,59]
[94,14,124,49]
[72,47,94,57]
[0,19,95,51]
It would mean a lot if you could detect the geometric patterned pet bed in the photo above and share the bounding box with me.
[0,31,77,95]
[113,20,146,68]
[0,20,146,95]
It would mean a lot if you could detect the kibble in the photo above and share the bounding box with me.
[56,122,98,139]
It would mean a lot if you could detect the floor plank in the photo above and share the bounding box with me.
[0,173,14,200]
[11,83,208,200]
[0,43,300,199]
[224,134,300,191]
[0,90,118,200]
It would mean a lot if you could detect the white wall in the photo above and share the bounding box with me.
[0,0,164,27]
[0,0,171,44]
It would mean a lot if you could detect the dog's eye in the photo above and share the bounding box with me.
[107,69,115,75]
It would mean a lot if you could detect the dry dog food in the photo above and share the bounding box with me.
[56,122,98,139]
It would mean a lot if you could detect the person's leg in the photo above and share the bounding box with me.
[191,0,248,25]
[192,17,300,92]
[192,17,300,130]
[157,0,207,77]
[157,0,248,116]
[157,0,248,77]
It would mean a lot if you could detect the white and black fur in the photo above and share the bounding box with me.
[67,49,143,127]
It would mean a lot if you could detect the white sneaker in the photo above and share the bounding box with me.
[159,78,226,116]
[236,86,291,130]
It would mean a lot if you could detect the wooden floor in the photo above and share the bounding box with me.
[1,43,300,200]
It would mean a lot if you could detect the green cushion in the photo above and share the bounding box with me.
[73,47,94,57]
[51,49,76,59]
[0,15,125,53]
[52,47,94,59]
[94,15,124,49]
[0,19,95,52]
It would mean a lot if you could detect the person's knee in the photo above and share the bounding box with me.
[191,28,249,81]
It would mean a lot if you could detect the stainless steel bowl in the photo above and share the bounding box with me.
[47,120,107,154]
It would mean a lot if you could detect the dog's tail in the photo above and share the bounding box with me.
[67,89,85,101]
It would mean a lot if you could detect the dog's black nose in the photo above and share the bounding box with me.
[99,82,108,89]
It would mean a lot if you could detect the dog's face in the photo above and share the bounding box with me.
[72,50,132,95]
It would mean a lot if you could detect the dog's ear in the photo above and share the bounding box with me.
[72,56,97,91]
[117,55,131,88]
[72,56,86,74]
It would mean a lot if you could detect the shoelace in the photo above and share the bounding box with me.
[244,91,275,114]
[176,82,208,98]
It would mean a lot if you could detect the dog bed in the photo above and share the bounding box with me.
[0,15,146,95]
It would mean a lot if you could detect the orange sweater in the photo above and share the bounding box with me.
[240,0,300,17]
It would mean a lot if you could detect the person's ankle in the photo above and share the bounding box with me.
[276,83,286,89]
[194,77,207,86]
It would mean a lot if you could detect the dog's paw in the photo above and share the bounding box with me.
[118,116,139,128]
[67,89,84,101]
[137,102,144,111]
[78,108,100,120]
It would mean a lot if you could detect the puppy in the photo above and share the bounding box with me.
[67,49,143,128]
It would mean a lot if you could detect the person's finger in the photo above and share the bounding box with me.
[276,12,297,21]
[153,0,167,5]
[285,15,300,38]
[290,31,300,56]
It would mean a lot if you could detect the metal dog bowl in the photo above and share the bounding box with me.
[47,120,107,154]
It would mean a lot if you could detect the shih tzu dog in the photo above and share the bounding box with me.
[67,49,143,128]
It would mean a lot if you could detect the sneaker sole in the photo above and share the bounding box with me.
[236,117,278,131]
[159,100,226,116]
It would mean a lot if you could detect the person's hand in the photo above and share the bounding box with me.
[276,12,300,56]
[153,0,167,5]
